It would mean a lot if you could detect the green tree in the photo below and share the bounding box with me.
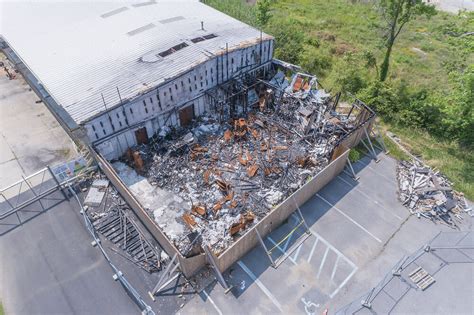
[256,0,272,27]
[378,0,436,81]
[268,20,304,64]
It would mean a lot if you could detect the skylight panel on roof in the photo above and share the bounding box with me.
[159,16,185,24]
[132,0,157,7]
[127,23,156,36]
[158,42,189,58]
[190,33,218,43]
[101,7,129,18]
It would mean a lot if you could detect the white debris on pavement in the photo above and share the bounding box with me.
[397,160,470,226]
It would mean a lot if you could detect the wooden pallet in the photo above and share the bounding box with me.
[409,266,436,291]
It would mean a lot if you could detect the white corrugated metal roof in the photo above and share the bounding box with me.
[0,0,271,124]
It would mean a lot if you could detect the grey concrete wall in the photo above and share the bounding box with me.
[214,149,350,273]
[85,39,274,160]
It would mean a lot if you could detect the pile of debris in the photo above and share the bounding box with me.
[83,174,167,272]
[119,68,372,256]
[397,160,470,227]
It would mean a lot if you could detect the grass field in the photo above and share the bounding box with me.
[205,0,474,199]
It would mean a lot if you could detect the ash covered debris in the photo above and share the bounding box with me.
[397,160,471,227]
[116,65,374,256]
[80,173,167,272]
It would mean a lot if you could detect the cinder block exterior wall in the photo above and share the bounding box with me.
[86,39,274,160]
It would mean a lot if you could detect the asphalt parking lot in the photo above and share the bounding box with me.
[182,153,472,314]
[0,190,140,315]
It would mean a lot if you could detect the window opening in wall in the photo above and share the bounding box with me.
[103,129,106,135]
[100,121,104,128]
[211,68,213,74]
[181,81,184,87]
[194,75,197,81]
[175,84,178,90]
[164,91,167,97]
[150,97,153,103]
[231,57,234,64]
[211,77,214,83]
[189,86,192,92]
[135,127,148,145]
[145,107,148,114]
[206,79,208,86]
[143,100,146,106]
[95,133,99,140]
[111,123,115,131]
[92,125,96,131]
[170,95,173,101]
[119,121,123,127]
[169,87,172,94]
[188,78,191,84]
[130,108,134,114]
[194,84,197,90]
[116,113,120,119]
[200,81,203,88]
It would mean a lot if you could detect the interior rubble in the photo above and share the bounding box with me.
[112,63,375,256]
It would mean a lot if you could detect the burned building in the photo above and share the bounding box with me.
[1,0,377,279]
[0,0,274,159]
[107,61,376,273]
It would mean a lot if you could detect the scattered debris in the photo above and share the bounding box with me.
[397,160,470,227]
[84,179,109,207]
[114,65,374,256]
[83,173,166,272]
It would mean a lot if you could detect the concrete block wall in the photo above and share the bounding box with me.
[88,39,274,160]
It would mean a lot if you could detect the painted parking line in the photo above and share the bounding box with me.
[202,289,223,315]
[331,256,340,281]
[329,267,358,298]
[309,229,358,298]
[237,260,283,312]
[269,222,358,299]
[267,236,298,265]
[266,213,305,265]
[316,247,330,279]
[336,175,403,220]
[316,193,383,243]
[307,237,319,263]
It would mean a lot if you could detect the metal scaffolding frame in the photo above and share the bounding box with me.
[256,197,311,268]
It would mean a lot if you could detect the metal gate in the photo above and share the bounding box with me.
[0,166,72,235]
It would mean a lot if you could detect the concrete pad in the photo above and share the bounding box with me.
[0,159,24,192]
[0,135,15,163]
[0,55,77,187]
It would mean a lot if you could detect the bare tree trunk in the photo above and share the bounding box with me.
[380,38,394,82]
